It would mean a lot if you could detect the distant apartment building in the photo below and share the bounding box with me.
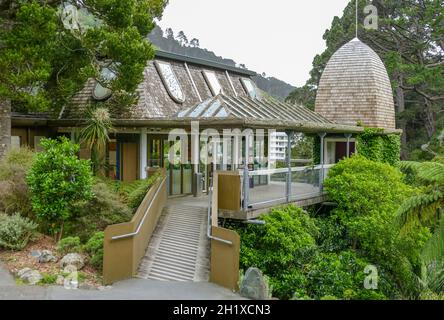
[269,132,288,163]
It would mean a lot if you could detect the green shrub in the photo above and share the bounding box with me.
[39,273,57,285]
[84,232,104,270]
[126,173,161,209]
[356,128,401,166]
[0,213,38,250]
[237,205,318,272]
[324,155,427,298]
[27,137,93,239]
[57,236,82,255]
[305,251,387,300]
[66,180,132,242]
[231,205,318,299]
[0,147,34,216]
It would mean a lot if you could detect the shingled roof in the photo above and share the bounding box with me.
[315,38,396,130]
[62,51,254,120]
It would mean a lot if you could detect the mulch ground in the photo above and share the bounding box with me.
[0,234,102,288]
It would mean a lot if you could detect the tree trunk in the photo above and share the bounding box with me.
[395,76,408,160]
[423,98,435,139]
[0,99,11,159]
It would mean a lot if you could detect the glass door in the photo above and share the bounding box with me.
[161,136,193,196]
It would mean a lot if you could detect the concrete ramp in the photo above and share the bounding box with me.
[137,202,210,281]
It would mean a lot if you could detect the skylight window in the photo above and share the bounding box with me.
[241,78,258,99]
[92,66,116,101]
[203,71,222,96]
[155,61,185,103]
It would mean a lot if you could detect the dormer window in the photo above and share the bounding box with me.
[92,66,116,101]
[154,61,185,103]
[241,78,258,99]
[203,71,222,96]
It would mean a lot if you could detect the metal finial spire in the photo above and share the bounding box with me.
[355,0,358,39]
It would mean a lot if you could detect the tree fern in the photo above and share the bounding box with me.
[398,161,444,228]
[422,219,444,264]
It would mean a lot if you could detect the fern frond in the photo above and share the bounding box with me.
[416,162,444,184]
[399,161,422,172]
[397,191,444,228]
[422,218,444,264]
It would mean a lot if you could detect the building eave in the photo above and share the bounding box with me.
[47,118,386,135]
[155,50,257,77]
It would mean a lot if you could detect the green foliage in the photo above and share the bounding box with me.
[0,0,167,114]
[356,128,401,166]
[231,204,390,300]
[39,273,58,285]
[398,157,444,297]
[397,160,444,231]
[232,205,319,299]
[27,137,93,238]
[0,147,35,216]
[0,213,38,250]
[313,135,321,165]
[304,251,387,300]
[315,215,349,253]
[127,173,161,209]
[80,107,113,175]
[67,179,132,241]
[325,155,431,298]
[57,236,82,255]
[285,85,316,110]
[83,232,104,270]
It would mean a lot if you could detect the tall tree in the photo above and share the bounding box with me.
[176,30,188,47]
[0,0,168,115]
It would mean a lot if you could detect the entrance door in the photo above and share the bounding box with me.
[121,142,138,182]
[147,135,193,196]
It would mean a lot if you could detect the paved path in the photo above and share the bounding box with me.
[1,258,241,300]
[0,277,243,300]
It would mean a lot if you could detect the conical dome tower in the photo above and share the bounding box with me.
[315,38,396,129]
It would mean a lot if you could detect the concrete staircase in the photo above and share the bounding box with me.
[137,202,210,282]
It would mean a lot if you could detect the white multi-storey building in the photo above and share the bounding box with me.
[269,132,288,162]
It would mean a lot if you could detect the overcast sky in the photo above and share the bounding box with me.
[157,0,350,87]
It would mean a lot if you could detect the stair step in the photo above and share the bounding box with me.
[138,201,210,282]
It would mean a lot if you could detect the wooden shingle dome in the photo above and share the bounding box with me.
[315,38,396,129]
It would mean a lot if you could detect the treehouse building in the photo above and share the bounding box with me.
[9,38,399,210]
[6,37,402,285]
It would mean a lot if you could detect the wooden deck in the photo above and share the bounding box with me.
[167,181,327,221]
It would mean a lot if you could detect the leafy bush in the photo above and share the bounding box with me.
[83,232,104,270]
[66,180,132,241]
[0,147,34,216]
[57,236,82,255]
[356,128,401,166]
[305,251,387,300]
[39,273,57,285]
[231,205,318,299]
[0,213,38,250]
[27,137,93,239]
[324,155,428,298]
[126,173,161,209]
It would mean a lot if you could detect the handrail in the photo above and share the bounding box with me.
[207,177,233,246]
[239,164,335,177]
[112,177,167,241]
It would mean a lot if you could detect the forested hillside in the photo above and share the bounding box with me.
[148,25,295,100]
[286,0,444,160]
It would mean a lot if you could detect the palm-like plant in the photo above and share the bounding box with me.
[398,160,444,229]
[398,158,444,296]
[80,107,113,175]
